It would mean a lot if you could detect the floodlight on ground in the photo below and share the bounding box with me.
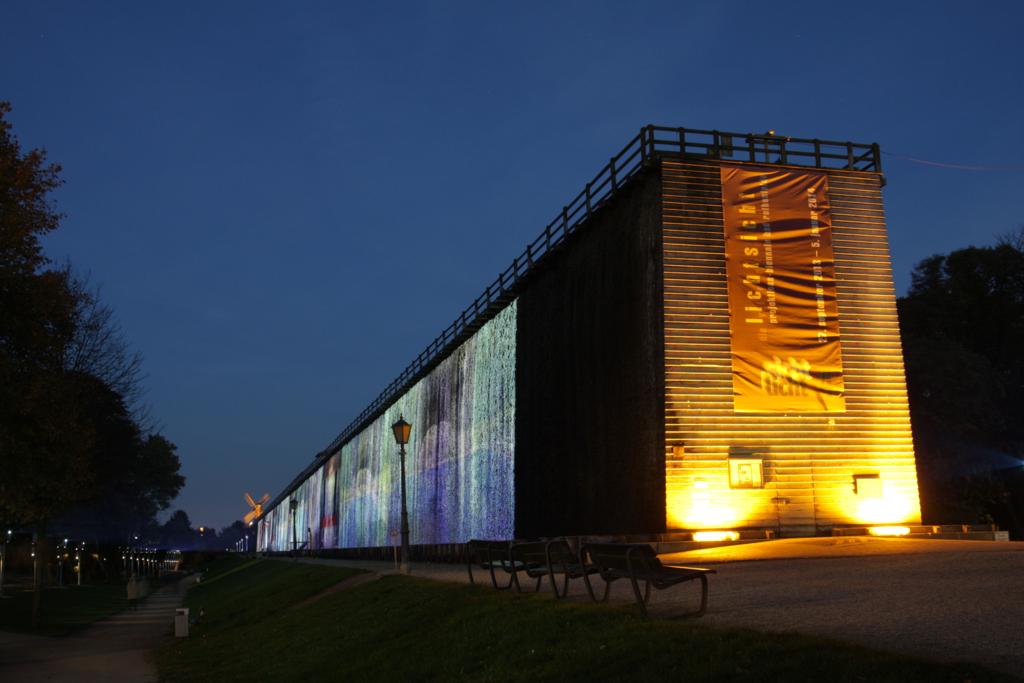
[693,531,740,543]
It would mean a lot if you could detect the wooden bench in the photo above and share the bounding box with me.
[581,542,715,617]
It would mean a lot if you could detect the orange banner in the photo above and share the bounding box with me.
[720,165,845,413]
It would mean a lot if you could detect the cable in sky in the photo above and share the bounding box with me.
[882,151,1024,173]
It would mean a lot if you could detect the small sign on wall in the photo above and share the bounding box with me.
[854,473,883,498]
[729,458,764,489]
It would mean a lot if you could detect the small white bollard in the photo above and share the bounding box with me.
[174,608,189,637]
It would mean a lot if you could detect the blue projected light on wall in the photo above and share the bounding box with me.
[259,301,516,550]
[320,454,340,548]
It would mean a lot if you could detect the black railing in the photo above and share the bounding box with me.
[316,126,881,460]
[645,126,880,171]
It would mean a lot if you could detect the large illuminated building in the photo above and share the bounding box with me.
[257,126,921,552]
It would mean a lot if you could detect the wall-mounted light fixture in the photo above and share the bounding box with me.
[729,458,764,489]
[854,473,882,498]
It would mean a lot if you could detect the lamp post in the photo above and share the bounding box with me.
[391,414,412,575]
[1,529,10,597]
[31,534,38,594]
[58,539,66,588]
[289,498,298,555]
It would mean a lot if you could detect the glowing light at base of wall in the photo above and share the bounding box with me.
[666,474,760,530]
[666,467,920,532]
[259,301,516,551]
[692,530,739,542]
[851,488,916,526]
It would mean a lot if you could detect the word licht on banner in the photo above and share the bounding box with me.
[720,165,845,413]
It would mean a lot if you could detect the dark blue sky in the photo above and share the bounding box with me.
[3,2,1022,529]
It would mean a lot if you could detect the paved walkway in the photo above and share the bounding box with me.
[0,576,191,682]
[295,537,1024,678]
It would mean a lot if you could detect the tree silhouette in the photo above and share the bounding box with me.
[899,230,1024,536]
[0,101,186,624]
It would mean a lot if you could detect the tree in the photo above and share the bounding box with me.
[63,271,148,423]
[0,102,186,626]
[160,510,197,549]
[0,105,85,624]
[52,381,184,543]
[0,102,62,278]
[218,520,249,551]
[899,230,1024,536]
[1,371,100,526]
[0,100,70,372]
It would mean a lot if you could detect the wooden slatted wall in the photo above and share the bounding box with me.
[661,157,921,534]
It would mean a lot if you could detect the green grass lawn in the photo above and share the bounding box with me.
[193,555,262,584]
[0,582,127,636]
[156,559,1013,683]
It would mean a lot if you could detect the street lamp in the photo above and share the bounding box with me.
[0,529,10,597]
[391,414,412,575]
[289,498,298,555]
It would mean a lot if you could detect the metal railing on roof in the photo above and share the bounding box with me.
[315,127,880,458]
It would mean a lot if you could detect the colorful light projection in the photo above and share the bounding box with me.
[305,467,324,549]
[320,454,340,549]
[259,301,516,551]
[336,301,516,548]
[256,513,266,550]
[273,498,290,549]
[258,503,290,552]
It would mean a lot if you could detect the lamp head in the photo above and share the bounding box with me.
[391,415,412,446]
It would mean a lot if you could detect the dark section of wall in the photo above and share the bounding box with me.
[515,167,665,537]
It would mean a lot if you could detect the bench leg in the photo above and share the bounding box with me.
[581,571,598,602]
[548,567,562,598]
[511,567,523,593]
[695,574,709,617]
[675,574,710,618]
[488,563,513,590]
[533,575,542,592]
[629,575,648,618]
[467,562,475,585]
[547,568,571,599]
